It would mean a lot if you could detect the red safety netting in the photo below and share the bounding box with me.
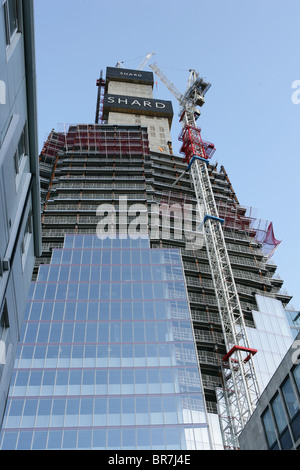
[254,221,281,257]
[217,201,281,258]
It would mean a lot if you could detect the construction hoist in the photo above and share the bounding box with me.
[150,62,260,449]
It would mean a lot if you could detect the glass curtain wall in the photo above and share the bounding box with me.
[0,235,211,450]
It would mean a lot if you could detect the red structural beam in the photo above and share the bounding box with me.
[222,345,258,364]
[179,124,216,164]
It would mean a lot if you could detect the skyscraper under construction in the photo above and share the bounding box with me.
[0,64,296,450]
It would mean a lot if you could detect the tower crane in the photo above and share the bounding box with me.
[116,52,155,71]
[137,52,155,70]
[150,63,210,122]
[150,62,260,449]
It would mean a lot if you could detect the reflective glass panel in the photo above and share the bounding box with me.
[282,377,299,419]
[0,236,209,450]
[272,394,288,433]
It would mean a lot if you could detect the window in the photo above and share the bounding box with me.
[0,300,9,340]
[0,301,9,373]
[262,408,277,448]
[271,393,288,434]
[21,210,33,272]
[4,0,19,46]
[14,127,27,174]
[293,363,300,395]
[281,377,299,419]
[0,80,6,105]
[21,211,32,255]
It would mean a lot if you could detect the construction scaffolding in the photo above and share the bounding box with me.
[64,124,150,156]
[39,130,65,163]
[39,130,65,206]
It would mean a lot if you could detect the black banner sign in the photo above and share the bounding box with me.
[103,94,173,122]
[106,67,154,86]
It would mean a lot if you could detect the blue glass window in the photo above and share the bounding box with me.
[17,431,33,450]
[94,398,107,426]
[34,284,45,300]
[136,427,151,449]
[92,429,106,449]
[122,428,136,448]
[108,428,121,449]
[293,364,300,394]
[70,265,80,281]
[122,396,135,425]
[29,370,42,391]
[65,398,80,427]
[47,430,62,449]
[272,393,288,434]
[86,340,97,359]
[56,283,67,300]
[30,302,43,321]
[32,431,47,450]
[41,302,53,320]
[0,431,18,450]
[59,266,70,282]
[36,399,51,428]
[49,323,62,343]
[51,399,66,427]
[62,429,77,449]
[14,370,29,396]
[151,427,165,449]
[282,377,299,419]
[0,236,209,450]
[22,399,38,428]
[136,396,149,425]
[108,397,121,426]
[78,429,92,449]
[79,398,93,426]
[122,369,134,395]
[262,408,277,448]
[42,371,55,395]
[64,236,74,248]
[25,323,38,343]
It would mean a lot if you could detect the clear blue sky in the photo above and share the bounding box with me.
[33,0,300,308]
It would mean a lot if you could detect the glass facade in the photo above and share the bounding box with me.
[0,235,211,450]
[285,308,300,339]
[246,295,294,391]
[260,363,300,450]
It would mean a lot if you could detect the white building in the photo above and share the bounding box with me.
[0,0,41,426]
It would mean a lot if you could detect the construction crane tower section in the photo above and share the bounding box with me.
[150,62,260,449]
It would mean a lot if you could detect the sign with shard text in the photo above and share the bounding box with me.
[106,66,154,86]
[103,94,173,123]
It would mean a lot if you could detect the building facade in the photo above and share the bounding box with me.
[239,332,300,450]
[0,65,297,449]
[0,0,41,427]
[285,308,300,339]
[0,234,212,450]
